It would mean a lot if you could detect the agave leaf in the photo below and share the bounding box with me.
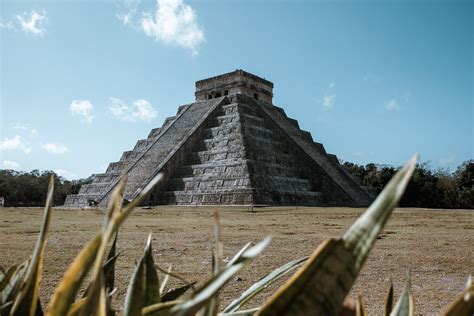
[144,234,162,308]
[11,175,54,316]
[257,155,418,316]
[160,265,173,295]
[66,298,86,316]
[390,277,413,316]
[385,282,394,316]
[142,300,181,315]
[79,270,106,316]
[356,296,367,316]
[0,302,13,314]
[220,307,260,315]
[226,243,252,267]
[1,262,27,306]
[0,266,16,293]
[170,237,271,316]
[46,233,102,315]
[223,256,308,313]
[105,231,118,291]
[161,283,196,303]
[443,273,474,316]
[124,255,146,316]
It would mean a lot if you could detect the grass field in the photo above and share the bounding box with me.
[0,206,472,315]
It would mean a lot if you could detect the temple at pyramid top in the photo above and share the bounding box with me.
[195,69,273,103]
[64,70,372,208]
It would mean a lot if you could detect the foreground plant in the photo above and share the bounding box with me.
[0,155,472,316]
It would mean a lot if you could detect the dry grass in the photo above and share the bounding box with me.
[0,206,472,315]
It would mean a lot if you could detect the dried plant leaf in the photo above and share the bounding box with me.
[390,277,413,316]
[161,283,196,303]
[356,296,367,316]
[385,283,394,316]
[144,234,161,308]
[47,233,102,315]
[124,255,146,316]
[443,273,474,316]
[160,265,173,295]
[223,257,308,313]
[11,175,54,316]
[257,155,418,316]
[170,237,271,316]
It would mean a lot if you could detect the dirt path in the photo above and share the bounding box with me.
[0,206,472,315]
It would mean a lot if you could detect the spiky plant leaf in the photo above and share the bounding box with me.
[144,234,161,308]
[390,277,413,316]
[11,175,54,316]
[78,270,106,316]
[356,296,367,316]
[142,300,181,315]
[0,262,26,307]
[223,256,308,313]
[169,237,271,316]
[257,155,418,316]
[46,233,102,315]
[160,265,172,295]
[443,273,474,316]
[124,255,146,316]
[385,283,394,316]
[161,283,195,303]
[221,307,260,315]
[105,231,118,291]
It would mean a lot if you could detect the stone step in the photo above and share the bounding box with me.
[91,172,121,184]
[147,128,162,139]
[188,149,245,164]
[154,189,254,205]
[175,159,249,177]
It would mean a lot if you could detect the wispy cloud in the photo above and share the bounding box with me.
[42,143,68,154]
[16,10,47,37]
[54,169,78,180]
[321,94,336,110]
[118,0,205,55]
[12,123,39,136]
[108,97,157,122]
[0,135,32,154]
[318,82,336,111]
[70,100,95,123]
[385,98,400,112]
[3,160,20,170]
[0,21,16,31]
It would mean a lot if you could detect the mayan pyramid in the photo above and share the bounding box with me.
[64,70,372,207]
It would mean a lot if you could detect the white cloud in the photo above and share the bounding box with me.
[3,160,20,170]
[0,135,31,154]
[109,97,157,122]
[42,143,68,154]
[16,10,47,37]
[54,169,78,180]
[12,123,39,136]
[385,98,400,111]
[70,100,95,123]
[321,94,336,110]
[0,21,16,30]
[328,82,335,89]
[139,0,205,55]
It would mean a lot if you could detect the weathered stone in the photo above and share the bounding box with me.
[64,70,372,207]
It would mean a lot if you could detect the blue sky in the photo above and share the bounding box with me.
[1,0,472,179]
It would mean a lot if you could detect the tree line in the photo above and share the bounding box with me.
[343,160,473,209]
[0,169,91,207]
[0,161,472,208]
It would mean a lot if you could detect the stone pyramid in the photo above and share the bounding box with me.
[64,70,372,207]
